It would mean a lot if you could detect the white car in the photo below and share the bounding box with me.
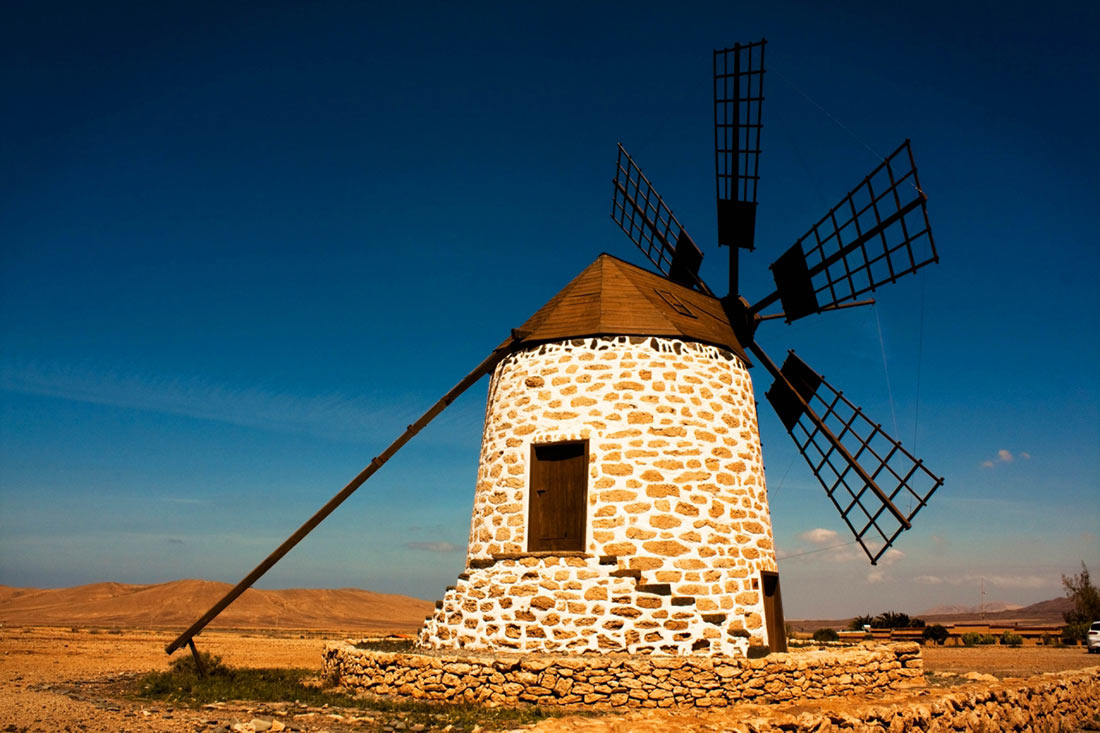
[1088,621,1100,653]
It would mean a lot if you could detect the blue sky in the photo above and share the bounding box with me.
[1,1,1097,619]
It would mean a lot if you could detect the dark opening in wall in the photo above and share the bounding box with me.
[528,441,588,552]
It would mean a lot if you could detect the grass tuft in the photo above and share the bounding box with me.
[352,638,417,653]
[134,655,589,731]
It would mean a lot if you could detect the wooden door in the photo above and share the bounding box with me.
[762,570,788,652]
[528,441,588,552]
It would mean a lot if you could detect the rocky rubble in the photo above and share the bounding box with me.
[324,641,923,708]
[528,666,1100,732]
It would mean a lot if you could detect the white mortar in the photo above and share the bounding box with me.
[420,336,777,655]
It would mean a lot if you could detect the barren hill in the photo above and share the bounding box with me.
[789,596,1073,633]
[917,601,1022,616]
[0,580,433,632]
[919,596,1072,626]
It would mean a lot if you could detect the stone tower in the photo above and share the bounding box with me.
[418,254,784,656]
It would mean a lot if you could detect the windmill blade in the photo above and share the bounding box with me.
[754,140,937,322]
[611,143,710,294]
[714,39,766,252]
[165,338,519,657]
[756,348,943,564]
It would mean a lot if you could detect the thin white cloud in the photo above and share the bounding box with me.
[909,572,1053,589]
[879,548,905,566]
[980,448,1031,469]
[0,358,422,442]
[404,541,464,553]
[982,574,1050,589]
[866,569,888,584]
[826,546,863,563]
[800,528,840,545]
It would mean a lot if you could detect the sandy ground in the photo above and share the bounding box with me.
[921,644,1099,677]
[1,626,342,732]
[2,626,1097,732]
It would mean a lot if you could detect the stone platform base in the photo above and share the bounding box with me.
[322,641,922,709]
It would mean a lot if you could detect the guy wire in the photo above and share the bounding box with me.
[777,540,859,561]
[874,304,900,439]
[913,270,927,453]
[772,66,885,163]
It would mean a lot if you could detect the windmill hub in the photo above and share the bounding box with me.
[720,294,760,348]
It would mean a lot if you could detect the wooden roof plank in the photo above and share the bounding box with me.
[509,254,748,361]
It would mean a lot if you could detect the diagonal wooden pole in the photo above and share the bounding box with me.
[165,338,518,655]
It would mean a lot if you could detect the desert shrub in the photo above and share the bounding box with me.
[1062,563,1100,629]
[1062,622,1088,645]
[1000,631,1023,647]
[922,624,949,645]
[979,634,996,645]
[812,628,839,642]
[167,650,229,677]
[848,614,874,631]
[961,632,982,647]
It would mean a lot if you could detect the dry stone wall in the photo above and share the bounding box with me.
[323,642,924,708]
[531,668,1100,732]
[418,336,776,656]
[796,668,1100,732]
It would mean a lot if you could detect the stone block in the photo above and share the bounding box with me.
[642,540,690,556]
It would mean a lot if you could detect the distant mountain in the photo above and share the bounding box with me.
[917,596,1072,625]
[0,580,433,632]
[917,600,1022,616]
[788,595,1073,633]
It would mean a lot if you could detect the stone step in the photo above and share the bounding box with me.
[435,600,444,609]
[457,573,470,581]
[609,568,642,580]
[445,585,456,592]
[636,583,672,596]
[468,557,494,569]
[702,613,727,625]
[598,555,618,565]
[671,596,695,606]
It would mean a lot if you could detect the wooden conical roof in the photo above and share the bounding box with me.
[508,254,747,362]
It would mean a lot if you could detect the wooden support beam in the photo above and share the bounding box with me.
[188,639,206,676]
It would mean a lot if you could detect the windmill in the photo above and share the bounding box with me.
[610,39,942,566]
[166,39,942,664]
